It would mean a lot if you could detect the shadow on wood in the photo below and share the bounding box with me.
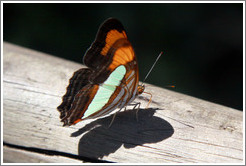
[71,108,174,159]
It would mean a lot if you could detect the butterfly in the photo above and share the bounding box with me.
[57,18,145,126]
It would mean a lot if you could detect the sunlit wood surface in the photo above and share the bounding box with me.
[3,42,243,163]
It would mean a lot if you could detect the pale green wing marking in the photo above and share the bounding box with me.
[83,65,126,119]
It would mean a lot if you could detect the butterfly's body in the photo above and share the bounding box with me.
[58,18,144,126]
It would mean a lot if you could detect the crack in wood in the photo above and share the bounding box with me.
[172,137,242,152]
[4,79,60,97]
[4,98,54,110]
[204,151,243,161]
[14,87,60,98]
[3,80,28,87]
[3,142,113,163]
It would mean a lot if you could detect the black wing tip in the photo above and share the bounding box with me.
[57,105,66,118]
[100,17,125,32]
[62,120,69,127]
[60,115,70,127]
[57,105,70,126]
[103,17,120,23]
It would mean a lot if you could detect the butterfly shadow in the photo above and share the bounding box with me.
[71,108,174,160]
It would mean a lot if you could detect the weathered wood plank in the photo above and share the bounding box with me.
[3,146,83,163]
[3,42,243,163]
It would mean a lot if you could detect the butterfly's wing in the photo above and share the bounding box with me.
[57,68,93,120]
[58,18,139,126]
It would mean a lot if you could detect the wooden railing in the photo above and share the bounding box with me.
[3,42,243,163]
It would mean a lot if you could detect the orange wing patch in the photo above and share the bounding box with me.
[101,30,127,56]
[108,46,135,70]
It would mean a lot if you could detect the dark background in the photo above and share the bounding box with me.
[3,3,243,110]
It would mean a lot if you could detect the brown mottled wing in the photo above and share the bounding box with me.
[57,68,93,121]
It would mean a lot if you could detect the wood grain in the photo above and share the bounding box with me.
[3,42,243,163]
[3,146,83,163]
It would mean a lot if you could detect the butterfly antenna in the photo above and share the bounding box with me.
[141,51,163,86]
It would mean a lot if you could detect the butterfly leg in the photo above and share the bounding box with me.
[143,91,152,109]
[131,102,141,121]
[108,112,117,128]
[135,102,141,122]
[108,107,124,128]
[124,102,141,121]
